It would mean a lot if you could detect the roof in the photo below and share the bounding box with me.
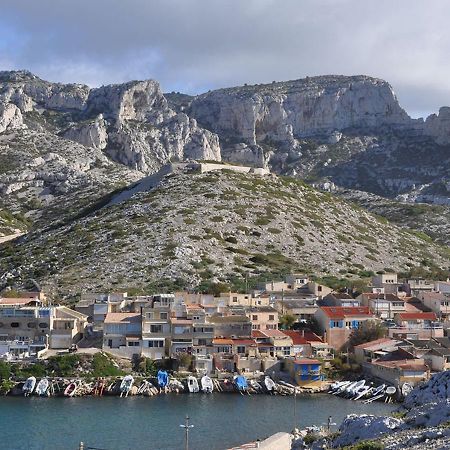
[373,360,428,372]
[0,298,40,306]
[258,329,289,338]
[104,312,141,324]
[246,306,278,313]
[251,330,267,339]
[231,339,256,346]
[320,306,373,319]
[364,293,404,302]
[354,338,397,350]
[294,358,321,365]
[397,312,437,320]
[212,338,233,345]
[281,330,323,345]
[327,293,353,299]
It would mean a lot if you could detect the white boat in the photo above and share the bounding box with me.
[23,376,36,396]
[332,380,351,395]
[385,386,396,396]
[341,381,358,396]
[401,382,413,397]
[250,380,263,392]
[187,376,199,393]
[348,380,366,398]
[120,375,134,397]
[64,381,78,397]
[264,376,276,392]
[201,375,213,393]
[354,385,372,400]
[35,378,49,396]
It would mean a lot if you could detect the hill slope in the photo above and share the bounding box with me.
[1,167,448,296]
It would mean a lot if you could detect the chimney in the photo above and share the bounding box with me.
[302,330,305,337]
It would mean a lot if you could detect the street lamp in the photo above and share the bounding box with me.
[180,415,194,450]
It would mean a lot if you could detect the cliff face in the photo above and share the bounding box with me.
[0,71,221,173]
[190,75,413,143]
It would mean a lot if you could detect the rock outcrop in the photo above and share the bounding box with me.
[0,71,222,173]
[424,106,450,145]
[0,103,25,133]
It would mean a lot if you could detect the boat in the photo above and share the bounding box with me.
[250,380,263,392]
[22,376,36,396]
[187,376,199,393]
[64,381,78,397]
[347,380,366,398]
[201,375,213,393]
[264,376,276,392]
[234,375,248,393]
[157,370,169,388]
[385,386,397,402]
[354,385,372,401]
[35,378,49,396]
[120,375,134,397]
[401,382,413,397]
[332,380,351,395]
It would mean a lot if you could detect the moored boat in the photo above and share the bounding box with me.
[64,381,78,397]
[120,375,134,397]
[187,376,199,393]
[201,375,213,393]
[35,378,49,396]
[157,370,169,389]
[22,376,36,396]
[264,376,276,393]
[234,375,248,393]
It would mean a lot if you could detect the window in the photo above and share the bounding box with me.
[147,340,164,348]
[233,297,238,302]
[236,346,246,354]
[318,286,322,292]
[197,339,207,346]
[345,321,351,328]
[128,341,140,347]
[252,315,258,321]
[269,315,275,321]
[331,321,340,328]
[11,322,19,328]
[146,312,154,319]
[39,323,48,328]
[160,312,168,320]
[252,324,260,330]
[150,324,163,333]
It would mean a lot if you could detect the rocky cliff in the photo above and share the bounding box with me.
[0,70,221,173]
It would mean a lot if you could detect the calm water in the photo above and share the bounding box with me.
[0,394,395,450]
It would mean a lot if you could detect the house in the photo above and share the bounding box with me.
[246,306,278,331]
[285,274,310,289]
[141,300,171,360]
[314,306,376,350]
[407,278,434,296]
[280,330,331,358]
[0,305,88,357]
[371,273,404,295]
[251,329,293,357]
[208,314,252,338]
[423,347,450,372]
[219,292,269,308]
[434,281,450,294]
[389,312,443,339]
[170,318,193,355]
[103,312,142,357]
[354,338,403,362]
[274,298,318,321]
[358,293,406,319]
[284,358,323,386]
[419,292,450,321]
[320,293,361,308]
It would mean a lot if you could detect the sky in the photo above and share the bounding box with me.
[1,0,449,118]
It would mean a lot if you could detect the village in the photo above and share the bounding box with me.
[0,271,449,398]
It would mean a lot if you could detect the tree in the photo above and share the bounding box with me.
[279,314,296,330]
[349,321,387,349]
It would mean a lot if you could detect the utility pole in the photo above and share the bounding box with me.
[180,415,194,450]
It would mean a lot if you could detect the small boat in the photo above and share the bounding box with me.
[332,380,351,395]
[23,376,36,396]
[348,380,366,398]
[35,378,49,396]
[264,376,276,392]
[201,375,214,393]
[64,381,78,397]
[354,385,372,401]
[250,380,263,392]
[157,370,169,388]
[342,381,359,397]
[187,376,199,393]
[120,375,134,397]
[234,375,248,393]
[401,382,413,397]
[385,386,397,402]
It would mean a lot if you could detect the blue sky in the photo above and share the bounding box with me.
[1,0,450,118]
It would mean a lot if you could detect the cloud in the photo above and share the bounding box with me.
[1,0,450,117]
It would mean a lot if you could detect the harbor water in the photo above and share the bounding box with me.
[0,394,396,450]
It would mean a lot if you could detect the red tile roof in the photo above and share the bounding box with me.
[212,338,233,345]
[281,330,323,345]
[231,339,257,346]
[397,312,437,320]
[320,306,373,319]
[104,312,140,323]
[354,338,396,349]
[0,298,39,306]
[251,330,267,338]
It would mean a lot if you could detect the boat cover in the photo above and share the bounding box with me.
[235,376,248,391]
[157,370,169,387]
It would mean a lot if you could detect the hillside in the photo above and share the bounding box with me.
[1,166,449,296]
